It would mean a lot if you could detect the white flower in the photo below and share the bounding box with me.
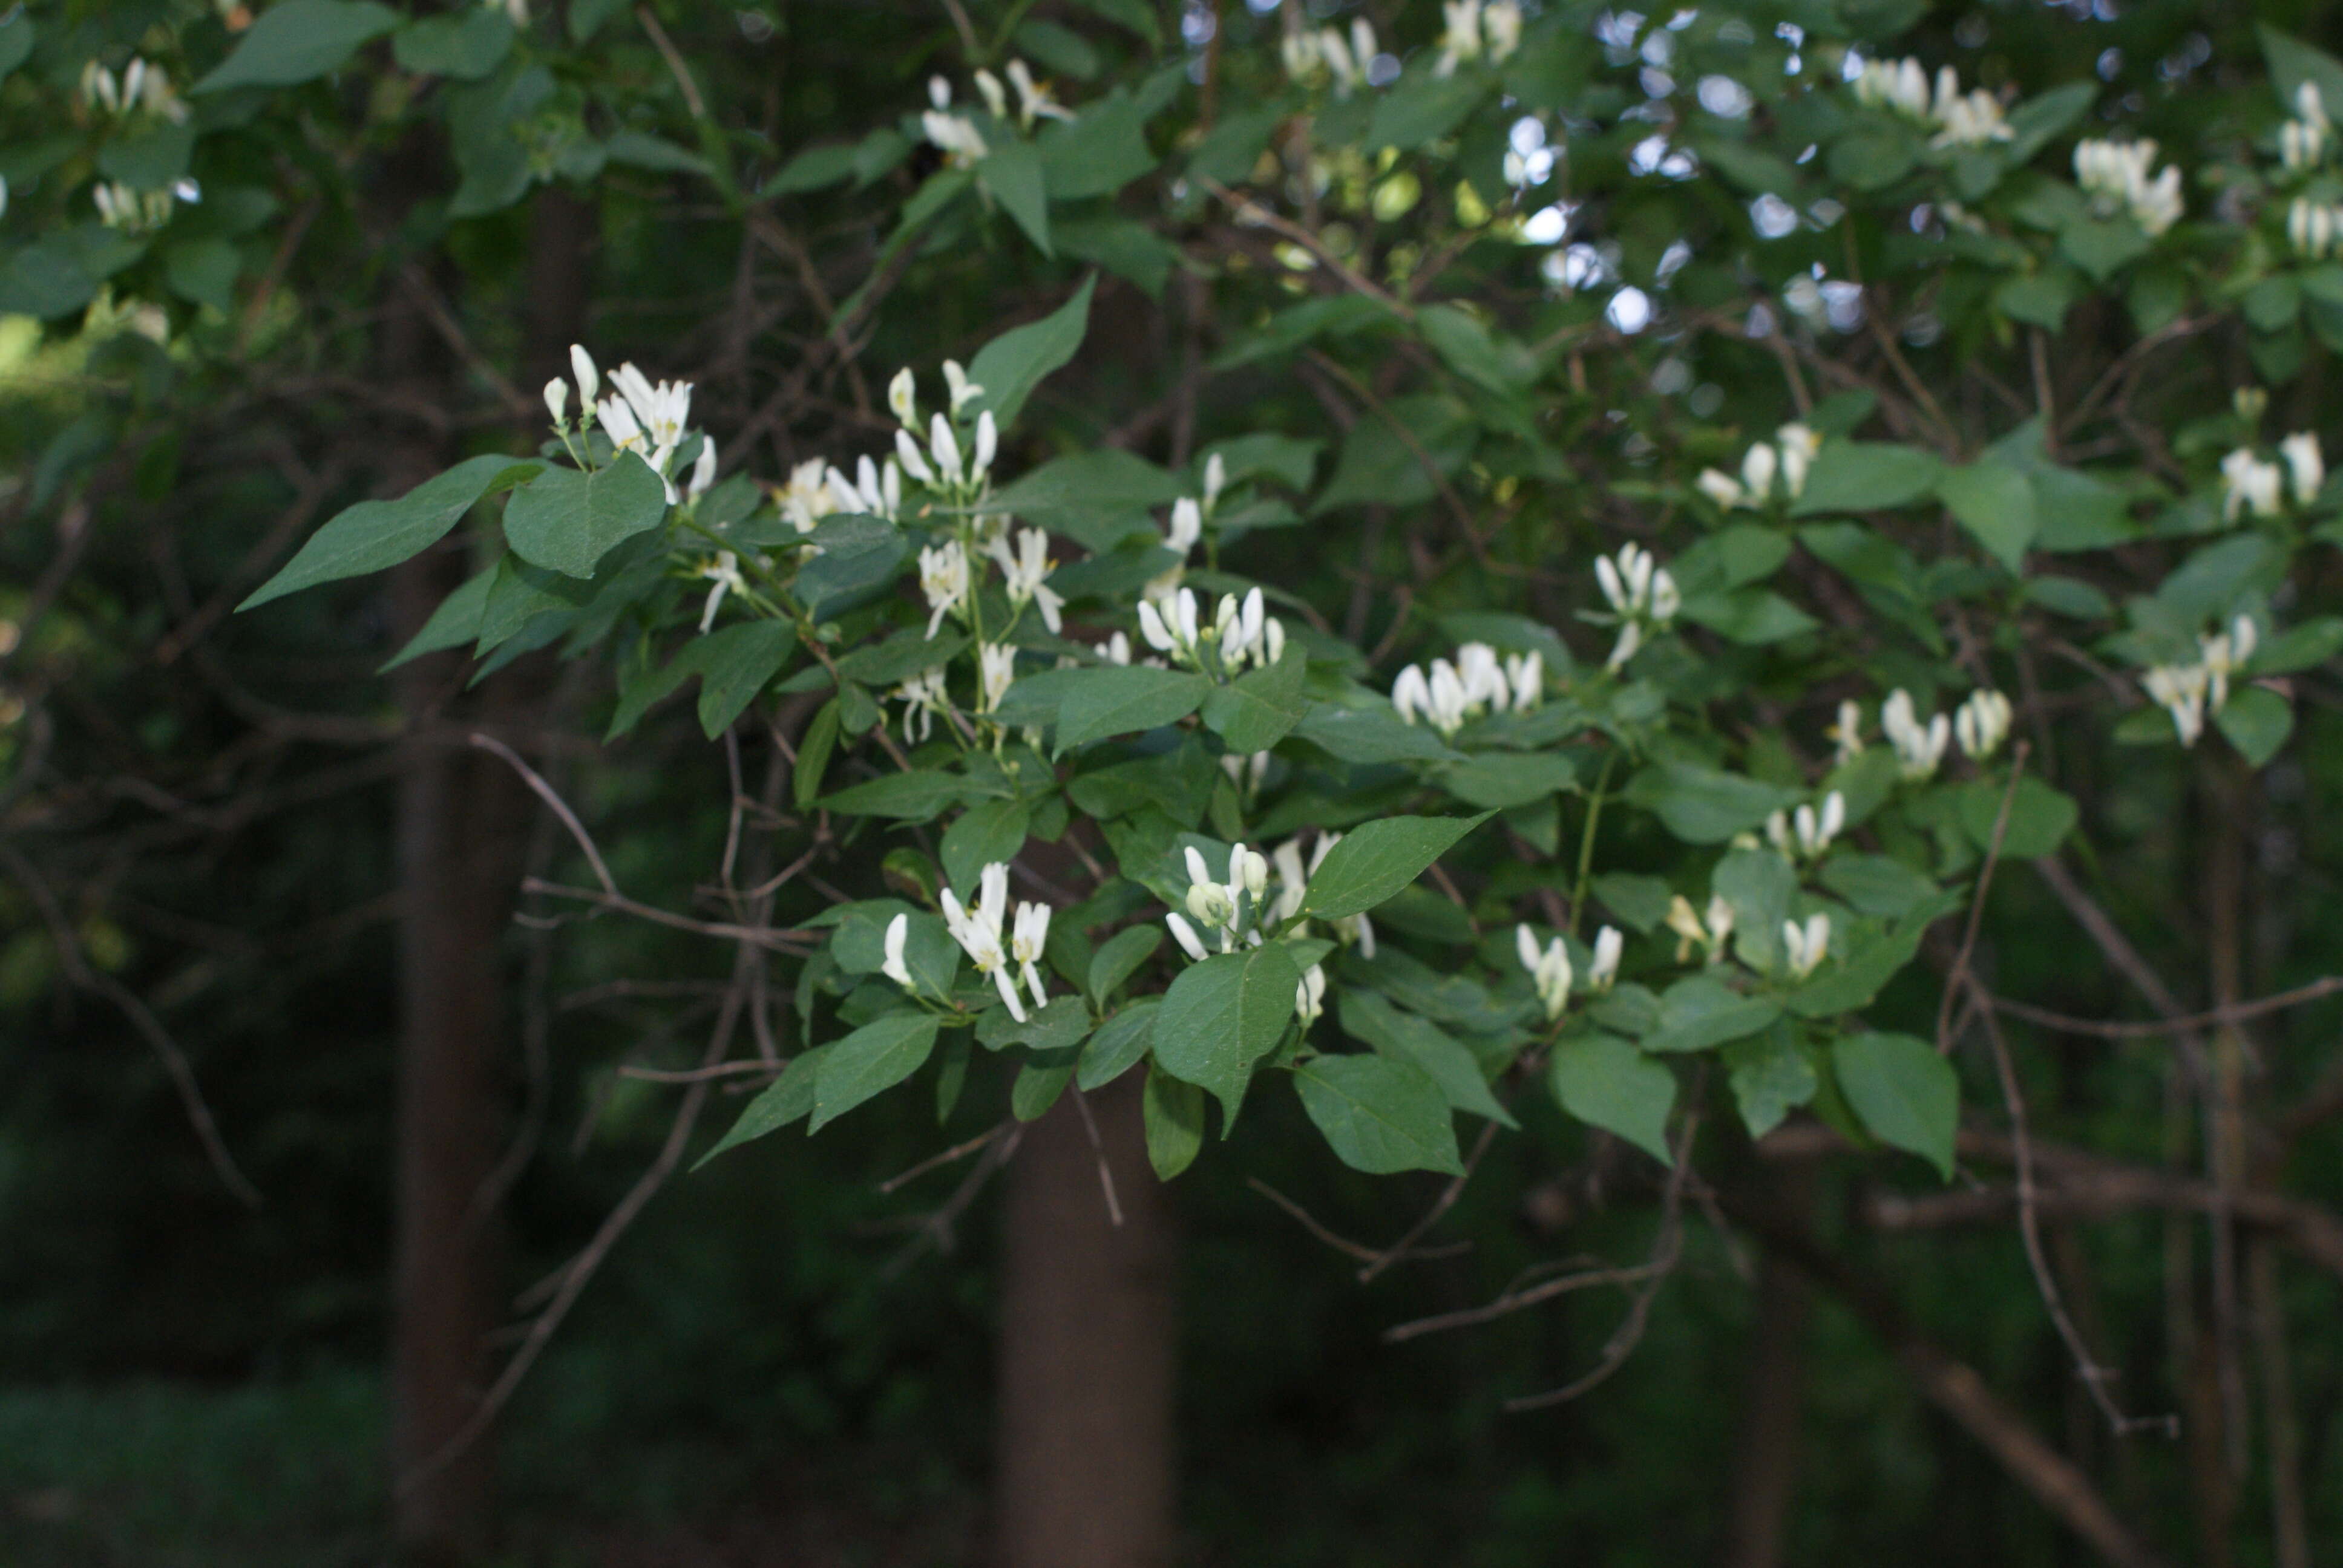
[2143,662,2210,746]
[893,667,949,743]
[2222,448,2286,521]
[922,109,989,166]
[1516,925,1574,1020]
[570,343,601,409]
[1828,699,1866,765]
[2074,138,2183,235]
[2289,198,2342,260]
[973,68,1009,122]
[977,642,1018,712]
[1929,80,2012,148]
[1697,469,1748,509]
[1166,912,1210,962]
[991,527,1066,634]
[1777,423,1821,495]
[1183,842,1268,949]
[1881,689,1950,780]
[2284,84,2330,171]
[608,362,693,451]
[2281,431,2324,507]
[888,368,918,427]
[1506,651,1544,710]
[1954,690,2013,760]
[882,912,917,992]
[1004,57,1075,126]
[1224,750,1272,798]
[1483,1,1523,61]
[1293,962,1328,1026]
[1853,57,1933,119]
[1740,440,1779,501]
[1166,496,1204,555]
[697,551,747,632]
[1203,452,1227,512]
[778,459,841,534]
[1769,791,1845,860]
[1782,913,1830,979]
[543,377,569,427]
[1588,925,1624,990]
[1011,898,1053,1011]
[919,540,970,637]
[942,863,1027,1020]
[1605,621,1644,671]
[2200,615,2257,710]
[1665,894,1735,963]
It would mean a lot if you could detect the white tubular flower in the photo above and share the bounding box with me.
[2222,448,2286,520]
[1165,496,1204,557]
[973,68,1009,122]
[1506,651,1544,710]
[972,411,998,479]
[1605,620,1645,672]
[609,363,692,450]
[569,343,600,410]
[2290,198,2338,259]
[893,427,937,488]
[1955,690,2014,760]
[1588,925,1624,991]
[893,667,948,743]
[1828,699,1866,765]
[990,528,1064,635]
[1136,598,1178,655]
[1270,839,1309,923]
[929,75,952,111]
[2200,616,2256,710]
[1011,899,1052,1010]
[1280,28,1322,83]
[1516,924,1574,1021]
[1483,1,1522,62]
[882,913,916,992]
[1881,689,1951,780]
[1782,913,1830,980]
[1930,84,2012,149]
[697,551,747,632]
[1004,57,1075,126]
[1650,568,1680,621]
[2143,662,2210,746]
[2074,138,2184,235]
[778,459,841,534]
[1665,894,1735,964]
[1777,423,1821,495]
[922,109,989,165]
[942,359,986,414]
[1166,912,1210,962]
[1202,452,1227,513]
[1740,440,1780,501]
[1456,642,1511,713]
[1697,469,1748,509]
[978,642,1017,712]
[2281,432,2324,506]
[927,413,965,486]
[1296,963,1328,1027]
[1101,630,1134,666]
[1775,791,1844,859]
[2301,81,2331,132]
[942,863,1026,1020]
[1434,0,1487,77]
[888,368,919,428]
[919,540,970,638]
[597,394,646,456]
[543,377,569,427]
[1391,664,1432,726]
[1426,659,1472,736]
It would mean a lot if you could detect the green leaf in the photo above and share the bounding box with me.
[809,1013,942,1131]
[984,449,1184,548]
[1789,442,1944,516]
[1292,703,1463,764]
[1548,1034,1676,1163]
[475,555,590,652]
[823,769,986,822]
[1832,1033,1958,1178]
[1152,944,1302,1123]
[1711,848,1794,972]
[0,241,98,321]
[1199,647,1307,753]
[1821,854,1941,920]
[0,10,32,80]
[966,276,1095,433]
[1080,996,1159,1090]
[1828,122,1920,189]
[793,514,911,621]
[1592,872,1674,935]
[243,454,540,610]
[1676,589,1819,645]
[1956,777,2078,860]
[1936,462,2035,572]
[195,0,401,92]
[2251,618,2343,675]
[2216,685,2293,768]
[501,454,669,578]
[163,238,240,313]
[2002,80,2096,165]
[1294,1053,1466,1177]
[792,699,841,808]
[2261,26,2343,133]
[2058,216,2151,283]
[1055,215,1181,299]
[1642,975,1784,1055]
[1056,666,1211,752]
[764,142,860,195]
[1012,1059,1076,1121]
[1418,303,1539,394]
[381,564,495,671]
[1297,813,1492,921]
[392,8,514,79]
[692,621,796,737]
[1087,926,1164,1008]
[1142,1063,1207,1180]
[1723,1030,1816,1140]
[97,122,197,189]
[1366,69,1487,152]
[942,799,1030,897]
[1622,763,1800,844]
[978,137,1051,255]
[1185,103,1281,185]
[1437,753,1577,809]
[693,1047,829,1168]
[1337,989,1516,1128]
[977,994,1093,1054]
[1037,94,1157,197]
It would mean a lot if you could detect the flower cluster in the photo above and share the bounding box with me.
[888,365,997,503]
[1138,586,1286,675]
[2220,434,2322,520]
[1591,543,1680,670]
[1781,913,1831,981]
[2073,139,2184,236]
[546,345,699,503]
[2286,198,2343,259]
[93,182,177,234]
[1148,453,1226,601]
[80,58,188,123]
[1766,791,1845,863]
[1881,689,1951,781]
[1665,895,1735,964]
[881,862,1052,1021]
[922,59,1075,164]
[1391,641,1543,737]
[1167,842,1271,959]
[1434,1,1524,78]
[1281,17,1378,96]
[1953,690,2013,761]
[1849,58,2011,149]
[1697,423,1820,510]
[2142,616,2256,747]
[2281,83,2330,174]
[1515,923,1621,1021]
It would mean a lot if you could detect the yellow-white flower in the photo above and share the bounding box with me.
[696,551,747,632]
[942,862,1028,1020]
[2074,138,2183,235]
[893,667,949,743]
[1665,893,1735,963]
[881,912,917,992]
[1011,899,1052,1011]
[1954,690,2013,760]
[2281,431,2324,506]
[919,540,970,638]
[1296,963,1328,1026]
[1516,924,1574,1020]
[991,527,1066,634]
[1881,689,1951,780]
[1768,791,1845,861]
[2222,448,2285,520]
[1827,698,1866,765]
[1782,913,1830,979]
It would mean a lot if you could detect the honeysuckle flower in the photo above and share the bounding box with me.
[2222,448,2286,520]
[893,667,949,743]
[928,413,965,486]
[82,57,189,123]
[1101,630,1133,665]
[2201,615,2257,709]
[972,410,998,478]
[1011,899,1052,1011]
[1696,468,1747,509]
[94,181,174,233]
[697,551,747,632]
[1517,924,1574,1020]
[1587,925,1624,991]
[543,377,569,426]
[609,363,692,451]
[1777,423,1821,494]
[1782,913,1830,979]
[1294,962,1328,1027]
[894,426,937,487]
[2281,431,2324,506]
[1594,543,1679,670]
[991,527,1066,634]
[1928,67,2012,148]
[922,107,989,166]
[1182,843,1270,947]
[1881,689,1951,780]
[2143,661,2210,746]
[1166,497,1204,555]
[1853,56,1933,119]
[888,367,918,427]
[1955,690,2013,760]
[940,360,983,416]
[1223,750,1272,797]
[1768,791,1846,861]
[1434,1,1520,76]
[1700,424,1818,510]
[881,912,916,991]
[839,454,903,520]
[977,642,1018,713]
[942,862,1027,1020]
[1316,19,1375,95]
[1165,911,1210,962]
[686,443,719,501]
[1828,699,1866,765]
[919,540,970,637]
[2074,139,2183,235]
[972,68,1009,122]
[1137,587,1205,661]
[778,458,842,534]
[1665,893,1735,964]
[1506,650,1544,710]
[598,394,647,454]
[1004,57,1075,126]
[2288,198,2343,259]
[2283,83,2331,171]
[1203,452,1227,513]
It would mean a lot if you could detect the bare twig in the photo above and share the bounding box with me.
[1993,978,2343,1041]
[1358,1119,1498,1283]
[1938,742,2028,1053]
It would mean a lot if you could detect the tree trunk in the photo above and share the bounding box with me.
[994,1075,1178,1568]
[1719,1215,1810,1568]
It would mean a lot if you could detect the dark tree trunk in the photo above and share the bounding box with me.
[387,185,592,1564]
[1718,1252,1810,1568]
[995,1075,1178,1568]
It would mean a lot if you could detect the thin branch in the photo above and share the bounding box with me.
[1358,1119,1498,1282]
[1938,741,2028,1053]
[1992,978,2343,1041]
[470,732,617,896]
